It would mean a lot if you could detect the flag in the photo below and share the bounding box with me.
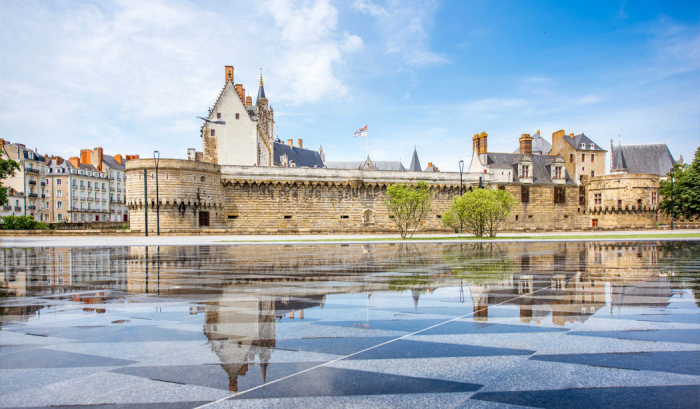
[353,125,367,137]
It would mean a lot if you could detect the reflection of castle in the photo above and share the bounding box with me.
[202,293,326,392]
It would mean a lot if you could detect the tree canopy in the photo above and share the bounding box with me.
[385,181,433,239]
[442,188,517,237]
[0,155,20,206]
[660,146,700,220]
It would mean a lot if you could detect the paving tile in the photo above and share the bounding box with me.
[568,328,700,344]
[0,348,137,369]
[346,339,533,360]
[531,350,700,375]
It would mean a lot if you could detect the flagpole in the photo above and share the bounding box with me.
[365,131,368,158]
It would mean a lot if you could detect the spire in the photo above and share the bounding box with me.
[409,147,421,171]
[257,70,266,103]
[612,142,628,173]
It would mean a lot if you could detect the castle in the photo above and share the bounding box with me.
[124,65,687,234]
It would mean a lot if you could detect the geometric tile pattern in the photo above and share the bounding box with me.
[1,241,699,408]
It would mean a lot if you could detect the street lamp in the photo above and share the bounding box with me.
[154,150,160,236]
[670,167,675,231]
[459,159,465,234]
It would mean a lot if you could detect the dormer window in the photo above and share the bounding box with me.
[554,166,562,179]
[580,143,586,149]
[589,143,595,149]
[521,165,529,178]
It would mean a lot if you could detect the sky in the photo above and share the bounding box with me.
[1,0,698,172]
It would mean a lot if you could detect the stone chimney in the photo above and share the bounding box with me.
[187,148,196,161]
[114,154,123,164]
[297,139,303,148]
[235,84,243,101]
[92,147,103,171]
[519,134,533,155]
[478,132,488,154]
[570,133,574,137]
[552,129,566,147]
[245,96,252,106]
[69,157,80,168]
[287,139,293,147]
[225,65,234,83]
[80,149,91,166]
[472,134,480,156]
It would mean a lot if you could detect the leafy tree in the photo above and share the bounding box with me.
[385,181,432,239]
[0,215,50,230]
[442,188,517,237]
[660,146,700,220]
[0,156,20,206]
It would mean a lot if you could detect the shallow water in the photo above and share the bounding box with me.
[1,241,699,408]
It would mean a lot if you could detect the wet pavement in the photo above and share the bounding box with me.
[0,241,699,408]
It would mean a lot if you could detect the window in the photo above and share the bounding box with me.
[617,199,622,207]
[81,214,85,222]
[200,176,205,182]
[591,154,595,162]
[217,112,221,119]
[521,165,529,178]
[652,192,658,204]
[579,186,586,205]
[581,154,585,162]
[592,219,598,227]
[594,193,602,205]
[521,186,530,203]
[211,129,215,136]
[637,199,642,206]
[591,170,595,177]
[198,211,210,227]
[554,187,565,203]
[57,190,62,197]
[58,214,62,222]
[56,179,62,185]
[554,166,562,179]
[235,113,240,120]
[57,202,62,209]
[498,185,506,190]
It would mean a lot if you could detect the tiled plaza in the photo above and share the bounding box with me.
[1,241,699,408]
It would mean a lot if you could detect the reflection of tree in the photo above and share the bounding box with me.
[442,243,517,284]
[386,244,435,308]
[658,241,700,308]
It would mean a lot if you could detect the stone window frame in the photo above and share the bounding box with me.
[362,208,375,224]
[521,186,530,203]
[554,186,565,204]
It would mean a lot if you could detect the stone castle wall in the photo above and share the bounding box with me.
[126,159,587,234]
[587,174,660,229]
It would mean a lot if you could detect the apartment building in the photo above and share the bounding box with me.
[0,187,25,217]
[0,140,51,221]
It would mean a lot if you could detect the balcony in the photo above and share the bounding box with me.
[41,194,46,199]
[80,185,85,190]
[102,188,106,192]
[110,187,115,192]
[41,182,46,186]
[27,205,36,210]
[14,206,21,212]
[28,193,38,198]
[3,205,11,211]
[25,168,39,174]
[116,188,122,192]
[28,180,36,185]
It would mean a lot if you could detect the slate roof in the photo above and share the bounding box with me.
[484,152,576,185]
[257,80,266,104]
[102,155,125,171]
[2,144,46,163]
[273,142,325,168]
[513,132,552,155]
[424,164,438,172]
[409,148,421,172]
[562,133,606,151]
[612,144,676,176]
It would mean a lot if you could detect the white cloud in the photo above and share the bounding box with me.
[351,0,388,17]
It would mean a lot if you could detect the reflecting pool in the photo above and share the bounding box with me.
[1,241,699,408]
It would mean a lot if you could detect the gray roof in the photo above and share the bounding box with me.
[373,161,406,171]
[409,148,421,172]
[611,144,627,171]
[424,164,438,172]
[562,133,606,151]
[513,132,552,155]
[612,144,676,176]
[102,154,125,170]
[485,152,576,185]
[325,158,406,171]
[257,81,266,103]
[273,142,325,168]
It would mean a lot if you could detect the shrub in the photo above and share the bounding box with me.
[0,215,50,230]
[442,188,517,237]
[385,181,433,239]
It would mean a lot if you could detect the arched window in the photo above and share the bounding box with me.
[362,209,374,224]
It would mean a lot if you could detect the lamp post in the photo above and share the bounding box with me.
[670,167,674,231]
[459,159,464,234]
[143,169,148,237]
[154,150,160,236]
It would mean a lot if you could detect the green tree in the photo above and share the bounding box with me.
[385,181,433,239]
[660,146,700,220]
[0,156,20,206]
[0,215,49,230]
[442,188,517,237]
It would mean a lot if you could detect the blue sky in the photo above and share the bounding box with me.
[1,0,698,171]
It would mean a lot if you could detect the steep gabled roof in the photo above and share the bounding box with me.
[563,133,606,151]
[273,142,325,168]
[513,131,552,154]
[324,159,406,171]
[613,144,676,176]
[484,152,575,185]
[102,155,125,170]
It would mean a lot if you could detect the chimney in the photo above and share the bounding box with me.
[80,149,91,166]
[478,132,488,154]
[235,84,243,101]
[0,138,6,146]
[552,129,566,147]
[241,88,246,104]
[428,162,433,168]
[245,96,252,106]
[287,139,293,147]
[472,134,480,156]
[69,157,80,168]
[537,130,540,135]
[92,147,103,171]
[114,154,123,164]
[519,134,533,155]
[570,133,574,137]
[297,139,303,148]
[187,148,196,161]
[225,65,234,83]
